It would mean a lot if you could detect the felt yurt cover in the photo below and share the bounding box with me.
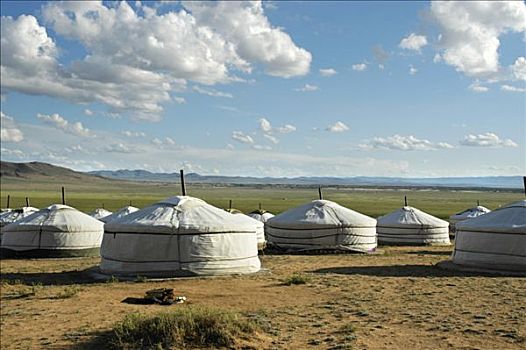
[226,210,266,250]
[1,204,104,258]
[0,207,39,228]
[376,206,450,245]
[89,208,112,220]
[452,200,525,271]
[100,196,261,276]
[100,206,139,223]
[265,200,377,252]
[248,209,275,223]
[449,206,491,224]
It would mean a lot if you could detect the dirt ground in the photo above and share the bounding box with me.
[1,246,525,350]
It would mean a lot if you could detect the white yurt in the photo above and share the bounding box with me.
[100,196,261,277]
[1,204,104,258]
[89,208,112,221]
[0,207,39,228]
[449,205,491,232]
[265,200,377,252]
[452,200,525,271]
[100,206,139,223]
[377,206,450,245]
[248,209,275,223]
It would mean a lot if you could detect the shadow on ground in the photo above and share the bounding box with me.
[406,250,452,256]
[311,264,508,278]
[1,268,102,286]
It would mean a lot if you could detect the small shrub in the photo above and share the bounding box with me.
[282,273,311,286]
[51,285,82,299]
[109,306,260,349]
[106,275,120,284]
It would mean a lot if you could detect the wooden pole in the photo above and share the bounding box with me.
[404,196,408,207]
[477,200,480,206]
[229,200,232,210]
[523,176,526,197]
[318,187,323,200]
[25,197,29,207]
[259,202,261,210]
[180,169,186,196]
[62,187,65,205]
[6,195,10,209]
[129,200,132,206]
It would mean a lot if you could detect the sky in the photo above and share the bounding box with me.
[0,1,525,177]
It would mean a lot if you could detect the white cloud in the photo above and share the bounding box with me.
[104,142,137,153]
[399,33,428,52]
[409,65,418,75]
[0,111,24,143]
[151,137,176,147]
[174,97,187,104]
[360,135,452,151]
[232,131,254,144]
[326,121,350,133]
[1,147,26,158]
[263,134,279,144]
[258,118,272,133]
[276,124,296,134]
[152,138,163,146]
[319,68,337,77]
[295,84,319,92]
[1,2,310,121]
[36,113,91,137]
[500,84,526,93]
[511,57,526,81]
[352,63,367,71]
[460,132,518,148]
[468,82,489,92]
[165,137,176,145]
[431,1,526,77]
[193,86,233,98]
[185,1,311,78]
[84,109,94,116]
[252,144,272,151]
[122,130,146,137]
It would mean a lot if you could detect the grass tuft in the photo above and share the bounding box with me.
[109,306,260,349]
[282,273,311,286]
[51,285,82,299]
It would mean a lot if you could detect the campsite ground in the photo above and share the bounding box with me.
[1,183,524,349]
[1,245,525,350]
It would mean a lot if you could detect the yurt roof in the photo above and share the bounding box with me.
[105,196,260,234]
[267,200,376,229]
[89,208,112,220]
[449,206,491,221]
[3,204,104,233]
[377,206,448,228]
[455,200,525,234]
[101,206,139,223]
[0,207,39,225]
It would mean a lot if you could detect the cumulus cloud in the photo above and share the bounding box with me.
[36,113,91,137]
[258,118,272,133]
[263,134,279,144]
[399,33,428,52]
[193,86,233,98]
[460,132,518,148]
[431,1,526,77]
[359,135,453,151]
[122,130,146,137]
[252,144,272,151]
[319,68,337,77]
[232,131,254,144]
[276,124,296,134]
[0,111,24,143]
[326,121,350,133]
[409,65,418,75]
[500,84,526,93]
[151,137,176,147]
[295,84,318,92]
[352,63,367,71]
[468,82,489,92]
[511,56,526,81]
[104,142,137,153]
[84,109,94,116]
[1,1,310,121]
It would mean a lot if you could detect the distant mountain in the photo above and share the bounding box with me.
[0,161,107,182]
[89,169,524,190]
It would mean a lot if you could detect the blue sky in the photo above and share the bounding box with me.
[1,1,525,177]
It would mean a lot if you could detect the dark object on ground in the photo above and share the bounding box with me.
[122,288,181,305]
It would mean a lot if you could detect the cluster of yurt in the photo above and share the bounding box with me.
[89,208,112,221]
[100,205,139,223]
[224,200,267,250]
[448,203,491,233]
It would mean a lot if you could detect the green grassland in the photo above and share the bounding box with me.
[0,176,522,219]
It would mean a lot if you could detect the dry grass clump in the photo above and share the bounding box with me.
[282,273,311,285]
[109,306,260,349]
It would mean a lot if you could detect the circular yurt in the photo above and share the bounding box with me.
[100,206,139,223]
[265,200,377,252]
[100,196,261,277]
[248,209,275,223]
[0,207,39,228]
[1,204,104,258]
[452,200,525,271]
[224,208,266,250]
[377,206,450,245]
[449,205,491,233]
[89,208,112,221]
